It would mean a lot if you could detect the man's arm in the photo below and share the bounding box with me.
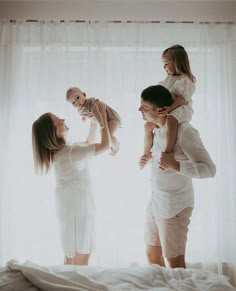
[160,127,216,178]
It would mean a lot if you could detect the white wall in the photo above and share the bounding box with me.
[0,0,235,22]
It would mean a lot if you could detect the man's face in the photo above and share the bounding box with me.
[138,99,159,122]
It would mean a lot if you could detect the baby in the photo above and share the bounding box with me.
[66,87,121,155]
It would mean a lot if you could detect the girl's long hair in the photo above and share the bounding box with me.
[32,113,66,173]
[162,44,196,82]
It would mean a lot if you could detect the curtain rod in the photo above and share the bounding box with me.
[5,19,236,25]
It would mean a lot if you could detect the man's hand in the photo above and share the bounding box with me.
[159,151,180,171]
[139,153,152,170]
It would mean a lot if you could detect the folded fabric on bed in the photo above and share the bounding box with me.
[5,260,236,291]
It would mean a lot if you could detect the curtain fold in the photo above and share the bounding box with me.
[0,21,236,286]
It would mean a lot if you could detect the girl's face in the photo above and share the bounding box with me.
[162,55,175,75]
[67,90,86,111]
[50,114,68,138]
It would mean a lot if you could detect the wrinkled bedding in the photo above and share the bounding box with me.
[0,260,235,291]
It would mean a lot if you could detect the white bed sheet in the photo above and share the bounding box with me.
[1,260,235,291]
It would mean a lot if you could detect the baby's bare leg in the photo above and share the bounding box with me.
[108,119,120,155]
[165,115,178,153]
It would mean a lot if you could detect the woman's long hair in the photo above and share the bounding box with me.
[162,44,196,82]
[32,113,66,173]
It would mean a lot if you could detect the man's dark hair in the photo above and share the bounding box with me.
[141,85,173,108]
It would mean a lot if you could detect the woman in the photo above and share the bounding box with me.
[32,102,109,265]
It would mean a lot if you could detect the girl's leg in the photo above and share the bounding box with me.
[108,120,120,155]
[74,253,90,265]
[165,115,178,153]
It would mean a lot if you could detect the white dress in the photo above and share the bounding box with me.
[53,143,95,257]
[159,75,196,123]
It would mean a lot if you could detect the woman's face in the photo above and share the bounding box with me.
[50,113,68,138]
[162,55,175,75]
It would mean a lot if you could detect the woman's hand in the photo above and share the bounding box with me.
[94,101,109,155]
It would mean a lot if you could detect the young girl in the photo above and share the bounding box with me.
[66,87,122,156]
[140,44,196,169]
[32,102,109,265]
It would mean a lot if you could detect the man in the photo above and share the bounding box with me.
[139,85,216,268]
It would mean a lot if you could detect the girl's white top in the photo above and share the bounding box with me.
[159,75,196,123]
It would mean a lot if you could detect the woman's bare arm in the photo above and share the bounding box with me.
[94,102,110,155]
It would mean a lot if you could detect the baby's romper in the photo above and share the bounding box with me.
[81,97,121,126]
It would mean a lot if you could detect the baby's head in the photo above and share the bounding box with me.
[66,87,86,110]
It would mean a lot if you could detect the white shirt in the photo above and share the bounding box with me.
[54,143,95,218]
[151,122,216,219]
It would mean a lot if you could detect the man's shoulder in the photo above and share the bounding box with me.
[178,121,192,130]
[178,122,199,137]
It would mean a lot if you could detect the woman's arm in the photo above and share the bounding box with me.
[94,102,110,155]
[91,100,105,128]
[85,119,97,144]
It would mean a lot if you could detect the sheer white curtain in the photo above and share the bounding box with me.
[0,20,236,285]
